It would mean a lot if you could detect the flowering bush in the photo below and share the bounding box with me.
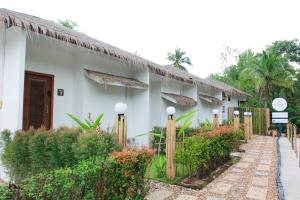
[0,147,155,200]
[175,128,243,178]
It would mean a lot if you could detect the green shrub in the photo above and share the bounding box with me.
[73,131,119,161]
[175,130,242,178]
[0,185,13,200]
[6,147,155,200]
[0,127,118,183]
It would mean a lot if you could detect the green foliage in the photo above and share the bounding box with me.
[73,131,119,161]
[6,148,154,200]
[198,119,214,131]
[0,185,13,200]
[176,110,196,138]
[210,39,300,127]
[0,128,117,183]
[151,155,166,178]
[175,130,242,178]
[67,113,104,131]
[167,48,192,72]
[57,19,78,30]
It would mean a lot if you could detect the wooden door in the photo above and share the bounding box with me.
[23,71,53,130]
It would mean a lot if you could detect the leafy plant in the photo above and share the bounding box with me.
[67,112,104,131]
[0,127,118,183]
[176,109,196,139]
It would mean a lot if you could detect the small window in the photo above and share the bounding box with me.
[228,96,231,101]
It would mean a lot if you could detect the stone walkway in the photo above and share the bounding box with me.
[147,135,278,200]
[280,137,300,200]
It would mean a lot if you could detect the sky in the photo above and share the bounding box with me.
[1,0,300,77]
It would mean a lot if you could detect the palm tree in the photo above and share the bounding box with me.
[241,50,294,108]
[167,48,192,72]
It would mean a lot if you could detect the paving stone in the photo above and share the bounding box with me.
[231,167,245,173]
[235,162,250,169]
[261,156,272,161]
[175,194,198,200]
[260,159,272,165]
[255,170,269,176]
[257,164,270,172]
[206,197,225,200]
[209,182,232,195]
[241,157,255,162]
[246,186,267,200]
[223,173,241,181]
[252,176,269,187]
[146,189,173,200]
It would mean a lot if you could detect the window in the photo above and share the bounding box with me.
[228,96,231,101]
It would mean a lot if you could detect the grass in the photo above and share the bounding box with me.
[146,155,189,184]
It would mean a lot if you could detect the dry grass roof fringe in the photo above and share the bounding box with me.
[162,92,197,107]
[85,69,149,89]
[0,8,249,98]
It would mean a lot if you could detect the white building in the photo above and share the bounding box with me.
[0,9,249,147]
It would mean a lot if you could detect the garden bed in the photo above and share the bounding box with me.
[179,155,240,189]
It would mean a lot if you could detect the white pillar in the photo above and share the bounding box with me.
[0,26,27,132]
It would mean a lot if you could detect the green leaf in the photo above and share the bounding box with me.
[93,113,104,129]
[67,113,89,130]
[176,110,196,123]
[84,119,92,128]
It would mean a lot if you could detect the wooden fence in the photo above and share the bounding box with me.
[228,107,270,135]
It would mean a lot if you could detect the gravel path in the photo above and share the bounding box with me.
[147,135,278,200]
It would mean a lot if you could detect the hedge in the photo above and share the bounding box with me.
[0,127,119,183]
[175,126,244,178]
[0,147,155,200]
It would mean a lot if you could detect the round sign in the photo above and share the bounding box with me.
[272,98,287,111]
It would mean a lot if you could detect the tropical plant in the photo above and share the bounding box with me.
[67,112,104,131]
[57,19,78,30]
[167,48,192,72]
[240,49,294,108]
[176,109,196,140]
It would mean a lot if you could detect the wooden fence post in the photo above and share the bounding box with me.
[115,103,127,147]
[265,108,270,135]
[294,125,297,156]
[249,112,253,140]
[244,112,250,143]
[292,124,294,150]
[166,107,176,180]
[213,109,219,128]
[233,110,240,131]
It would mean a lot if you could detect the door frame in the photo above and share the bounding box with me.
[23,70,54,130]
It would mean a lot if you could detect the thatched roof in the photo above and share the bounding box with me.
[85,69,148,89]
[162,92,197,107]
[199,94,223,106]
[0,8,249,98]
[204,79,251,99]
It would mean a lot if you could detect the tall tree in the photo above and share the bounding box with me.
[57,19,78,30]
[167,48,192,72]
[241,50,294,108]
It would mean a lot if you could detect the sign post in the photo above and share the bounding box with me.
[272,98,288,137]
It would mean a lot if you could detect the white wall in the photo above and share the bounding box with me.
[127,70,150,147]
[150,81,162,128]
[223,95,239,121]
[0,26,27,132]
[25,35,152,146]
[197,86,222,124]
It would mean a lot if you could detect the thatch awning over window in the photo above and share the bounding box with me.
[85,69,148,89]
[162,92,197,107]
[199,94,223,105]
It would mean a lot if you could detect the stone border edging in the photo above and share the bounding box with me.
[276,137,285,200]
